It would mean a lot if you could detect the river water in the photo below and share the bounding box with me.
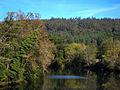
[1,70,120,90]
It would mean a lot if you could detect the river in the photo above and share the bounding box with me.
[1,70,120,90]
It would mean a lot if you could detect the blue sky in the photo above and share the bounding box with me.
[0,0,120,20]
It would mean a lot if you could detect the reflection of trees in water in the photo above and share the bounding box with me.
[95,71,120,90]
[0,76,44,90]
[1,71,120,90]
[25,75,44,90]
[104,73,120,90]
[26,71,120,90]
[43,71,97,90]
[95,70,110,90]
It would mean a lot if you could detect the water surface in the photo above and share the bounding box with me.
[1,71,120,90]
[46,75,89,79]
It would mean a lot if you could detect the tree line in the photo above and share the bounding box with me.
[0,11,120,85]
[44,17,120,71]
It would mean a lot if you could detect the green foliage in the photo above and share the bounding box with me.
[9,29,41,80]
[0,62,6,72]
[4,69,17,80]
[56,57,65,70]
[0,11,48,84]
[45,18,120,71]
[45,18,120,44]
[1,11,120,85]
[48,35,66,44]
[99,38,120,69]
[50,42,96,71]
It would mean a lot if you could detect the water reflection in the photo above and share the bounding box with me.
[43,71,96,90]
[1,71,120,90]
[46,75,89,79]
[95,71,120,90]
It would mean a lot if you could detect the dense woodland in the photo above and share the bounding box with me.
[44,17,120,71]
[0,11,120,85]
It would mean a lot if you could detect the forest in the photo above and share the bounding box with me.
[0,11,120,86]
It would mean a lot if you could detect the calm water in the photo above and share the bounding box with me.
[1,70,120,90]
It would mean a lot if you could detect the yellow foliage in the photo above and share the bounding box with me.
[65,43,86,55]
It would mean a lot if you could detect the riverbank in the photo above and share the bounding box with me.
[0,79,23,87]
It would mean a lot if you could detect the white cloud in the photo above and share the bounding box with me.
[77,4,120,17]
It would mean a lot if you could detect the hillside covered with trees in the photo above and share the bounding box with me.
[44,17,120,71]
[0,11,120,86]
[0,11,55,86]
[44,17,120,44]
